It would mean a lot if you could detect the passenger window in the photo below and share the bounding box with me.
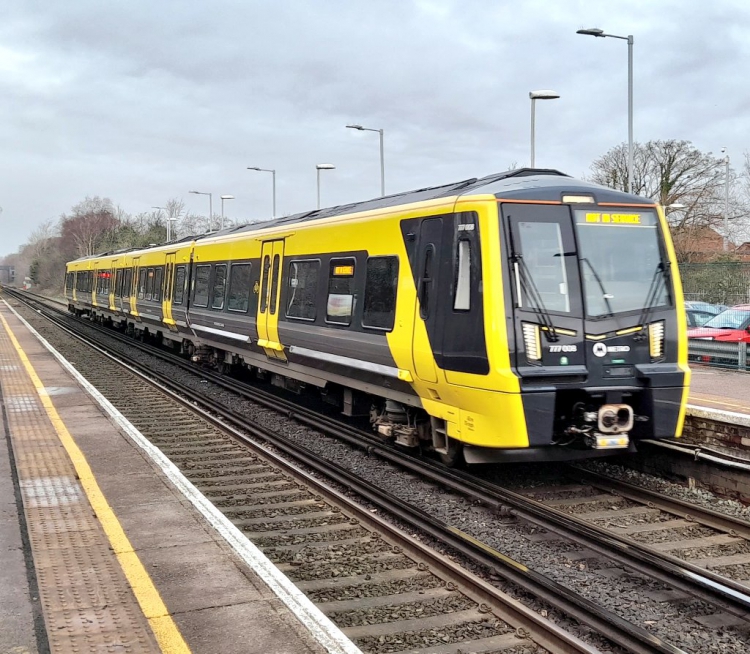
[173,266,186,305]
[125,269,133,297]
[212,264,227,310]
[363,257,398,330]
[454,241,471,311]
[419,246,434,319]
[326,259,355,325]
[286,260,320,320]
[227,264,252,312]
[260,255,271,313]
[146,268,155,300]
[269,254,281,315]
[153,268,163,302]
[138,269,146,299]
[194,265,211,307]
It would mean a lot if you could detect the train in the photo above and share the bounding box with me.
[65,168,690,464]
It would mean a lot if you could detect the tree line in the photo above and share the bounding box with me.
[2,139,750,292]
[0,197,233,291]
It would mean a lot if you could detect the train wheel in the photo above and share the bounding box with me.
[438,436,464,467]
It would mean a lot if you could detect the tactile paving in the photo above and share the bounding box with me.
[0,310,161,653]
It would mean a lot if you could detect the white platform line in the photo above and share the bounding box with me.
[2,300,362,654]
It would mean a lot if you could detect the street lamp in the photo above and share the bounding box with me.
[316,164,335,209]
[189,190,213,233]
[577,27,634,194]
[722,147,730,252]
[151,206,176,243]
[247,167,276,218]
[528,90,560,168]
[346,124,385,196]
[220,195,234,230]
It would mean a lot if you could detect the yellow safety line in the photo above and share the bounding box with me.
[0,311,191,654]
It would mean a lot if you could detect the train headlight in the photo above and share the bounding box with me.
[649,320,665,361]
[522,322,542,364]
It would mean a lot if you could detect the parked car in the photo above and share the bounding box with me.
[687,305,750,342]
[684,301,725,328]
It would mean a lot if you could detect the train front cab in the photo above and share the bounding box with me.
[454,193,689,464]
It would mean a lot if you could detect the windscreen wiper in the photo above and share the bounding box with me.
[512,254,559,342]
[579,257,614,319]
[638,261,670,328]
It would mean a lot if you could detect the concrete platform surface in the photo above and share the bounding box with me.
[689,365,750,416]
[0,297,354,653]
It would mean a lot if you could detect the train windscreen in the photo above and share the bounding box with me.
[574,209,669,318]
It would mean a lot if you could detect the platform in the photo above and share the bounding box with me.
[0,298,358,654]
[689,365,750,417]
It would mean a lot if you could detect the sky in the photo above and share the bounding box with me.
[2,0,750,254]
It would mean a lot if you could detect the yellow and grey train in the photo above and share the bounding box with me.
[65,169,690,464]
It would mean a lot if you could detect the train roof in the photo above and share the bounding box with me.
[70,169,653,263]
[224,167,652,237]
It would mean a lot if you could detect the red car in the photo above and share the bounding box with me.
[687,305,750,342]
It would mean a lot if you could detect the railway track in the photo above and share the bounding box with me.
[0,290,625,654]
[6,287,750,652]
[510,467,750,591]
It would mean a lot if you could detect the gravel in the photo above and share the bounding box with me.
[16,300,750,653]
[306,575,444,603]
[628,525,716,544]
[329,594,476,627]
[581,459,750,521]
[353,618,510,654]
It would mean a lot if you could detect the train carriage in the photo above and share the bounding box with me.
[65,168,690,464]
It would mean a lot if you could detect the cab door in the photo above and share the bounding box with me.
[162,253,177,328]
[256,240,286,361]
[411,217,443,382]
[502,203,586,376]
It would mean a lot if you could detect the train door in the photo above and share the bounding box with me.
[256,240,287,361]
[130,257,140,317]
[162,253,177,327]
[109,259,118,311]
[121,266,131,315]
[502,203,586,373]
[411,217,443,383]
[171,261,189,328]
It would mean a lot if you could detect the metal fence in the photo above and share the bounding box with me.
[679,262,750,307]
[688,340,750,371]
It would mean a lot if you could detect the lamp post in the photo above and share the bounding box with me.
[346,124,385,196]
[528,90,560,168]
[247,167,276,218]
[220,195,234,230]
[189,190,213,233]
[316,164,335,209]
[151,206,173,242]
[722,148,730,252]
[577,27,634,194]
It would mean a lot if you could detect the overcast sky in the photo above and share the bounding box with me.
[2,0,749,254]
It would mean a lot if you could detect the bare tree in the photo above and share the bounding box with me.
[590,140,750,261]
[60,196,120,257]
[26,219,58,261]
